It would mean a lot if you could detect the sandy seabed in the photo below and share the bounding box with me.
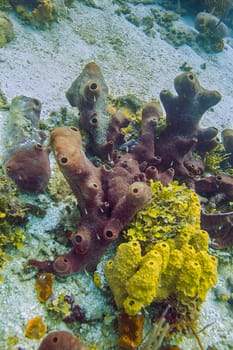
[0,1,233,349]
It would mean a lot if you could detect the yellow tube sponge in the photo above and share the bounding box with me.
[189,229,210,252]
[105,241,142,308]
[196,251,218,301]
[153,241,170,272]
[176,259,202,299]
[174,225,193,248]
[124,253,162,315]
[109,240,142,283]
[105,238,218,319]
[157,248,184,300]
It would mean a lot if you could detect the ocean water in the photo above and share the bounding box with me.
[0,1,233,349]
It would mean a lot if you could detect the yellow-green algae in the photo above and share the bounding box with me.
[47,292,72,319]
[1,0,72,27]
[0,169,28,279]
[0,12,14,47]
[124,180,201,243]
[205,142,233,175]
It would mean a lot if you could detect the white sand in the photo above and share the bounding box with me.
[0,1,233,349]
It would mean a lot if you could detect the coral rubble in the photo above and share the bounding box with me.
[3,95,51,193]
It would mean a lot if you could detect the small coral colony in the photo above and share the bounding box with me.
[1,3,233,350]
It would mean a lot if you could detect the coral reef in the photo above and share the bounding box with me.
[150,7,196,48]
[32,0,55,23]
[194,12,228,52]
[5,0,70,26]
[38,330,89,350]
[28,63,226,278]
[195,12,228,39]
[200,0,233,18]
[3,95,51,193]
[0,12,14,47]
[0,0,12,10]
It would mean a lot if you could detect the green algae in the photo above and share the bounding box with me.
[124,180,201,243]
[0,12,14,47]
[79,0,102,9]
[0,88,9,109]
[0,169,28,276]
[205,143,233,175]
[3,0,71,28]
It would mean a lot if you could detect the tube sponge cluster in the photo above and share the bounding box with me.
[124,180,201,243]
[106,181,218,317]
[105,236,217,316]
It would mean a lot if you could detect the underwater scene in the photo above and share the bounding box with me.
[0,0,233,349]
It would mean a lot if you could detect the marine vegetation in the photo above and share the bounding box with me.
[124,180,201,242]
[200,0,233,18]
[1,0,71,26]
[47,292,86,323]
[0,12,14,46]
[150,7,196,48]
[194,11,228,52]
[0,87,8,108]
[0,168,28,279]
